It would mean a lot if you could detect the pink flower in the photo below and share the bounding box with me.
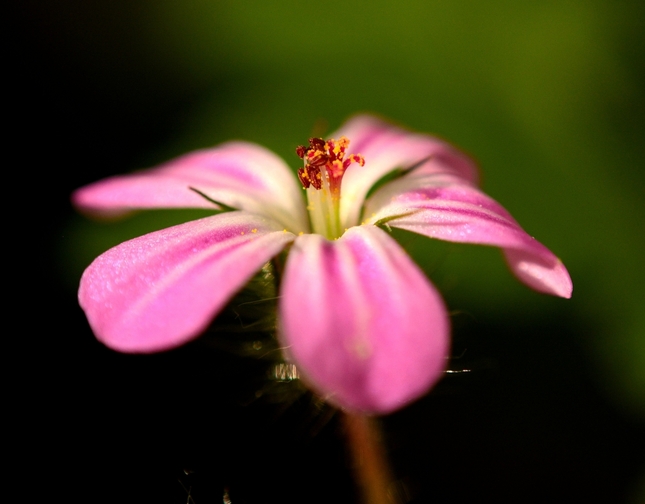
[74,115,572,414]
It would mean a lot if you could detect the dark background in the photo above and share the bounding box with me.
[15,1,645,502]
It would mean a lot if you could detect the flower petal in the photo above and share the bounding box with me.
[279,225,449,414]
[364,173,573,298]
[79,212,295,353]
[332,114,479,230]
[72,142,309,232]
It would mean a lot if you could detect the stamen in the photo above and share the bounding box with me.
[295,135,365,239]
[295,136,364,194]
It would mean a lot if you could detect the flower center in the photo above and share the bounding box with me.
[296,136,364,239]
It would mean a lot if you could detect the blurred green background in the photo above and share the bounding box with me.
[20,0,644,502]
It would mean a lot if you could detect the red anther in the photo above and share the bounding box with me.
[308,166,322,190]
[297,168,311,189]
[296,145,308,159]
[309,138,326,151]
[306,150,329,167]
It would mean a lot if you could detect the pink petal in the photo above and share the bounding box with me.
[279,225,450,414]
[79,212,295,353]
[364,174,573,298]
[72,142,309,232]
[332,114,480,230]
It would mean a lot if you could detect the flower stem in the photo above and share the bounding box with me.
[341,411,396,504]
